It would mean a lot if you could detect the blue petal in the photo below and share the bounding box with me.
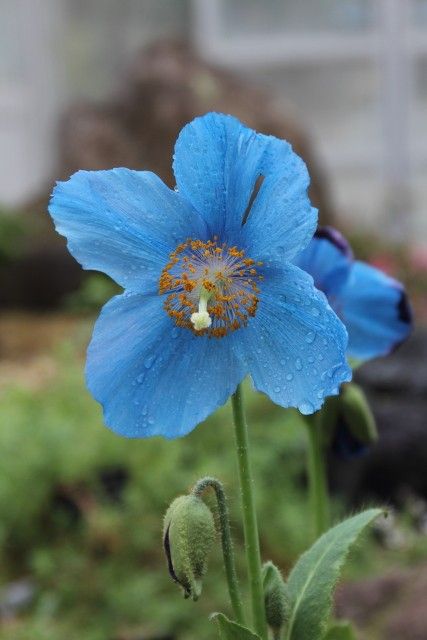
[242,140,317,262]
[173,113,317,258]
[86,292,246,438]
[237,263,351,414]
[340,261,413,360]
[294,226,353,300]
[49,169,206,292]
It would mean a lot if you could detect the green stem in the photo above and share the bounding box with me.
[305,412,330,538]
[231,384,268,640]
[192,477,245,625]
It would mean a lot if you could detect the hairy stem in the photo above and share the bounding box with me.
[192,477,245,625]
[305,412,330,538]
[231,384,268,640]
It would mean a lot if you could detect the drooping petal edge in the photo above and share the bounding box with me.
[341,261,413,360]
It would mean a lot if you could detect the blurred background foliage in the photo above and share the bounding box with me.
[0,325,426,640]
[2,1,427,638]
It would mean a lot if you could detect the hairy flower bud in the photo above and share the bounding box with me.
[262,561,290,637]
[163,495,215,601]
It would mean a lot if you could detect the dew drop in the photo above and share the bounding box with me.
[286,373,294,381]
[311,307,320,317]
[305,331,315,344]
[295,357,303,371]
[274,386,281,394]
[298,401,314,415]
[144,355,155,369]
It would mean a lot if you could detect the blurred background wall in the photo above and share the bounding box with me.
[1,0,427,244]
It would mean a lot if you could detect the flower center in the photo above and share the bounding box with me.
[159,238,263,338]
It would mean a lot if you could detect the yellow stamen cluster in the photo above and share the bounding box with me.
[159,238,263,338]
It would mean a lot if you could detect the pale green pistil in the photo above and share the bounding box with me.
[190,287,212,331]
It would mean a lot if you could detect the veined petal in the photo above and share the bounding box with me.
[294,226,353,299]
[86,292,246,438]
[49,169,206,292]
[238,263,351,414]
[341,261,413,360]
[173,113,317,258]
[242,137,317,262]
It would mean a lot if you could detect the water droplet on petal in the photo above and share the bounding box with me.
[298,401,314,415]
[305,331,315,344]
[144,355,155,369]
[286,373,294,381]
[295,358,303,371]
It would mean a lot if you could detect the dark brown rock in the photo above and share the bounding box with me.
[336,564,427,640]
[335,570,406,625]
[330,329,427,506]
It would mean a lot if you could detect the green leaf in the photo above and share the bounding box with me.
[324,621,357,640]
[211,612,261,640]
[286,509,383,640]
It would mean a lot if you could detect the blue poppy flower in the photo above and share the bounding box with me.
[295,226,413,361]
[48,113,351,438]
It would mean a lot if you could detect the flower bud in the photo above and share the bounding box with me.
[262,561,290,637]
[163,495,215,601]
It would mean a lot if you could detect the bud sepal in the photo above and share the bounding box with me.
[262,561,290,638]
[163,494,215,601]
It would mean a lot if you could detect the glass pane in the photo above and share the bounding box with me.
[412,58,427,160]
[221,0,376,37]
[413,0,427,24]
[0,8,25,81]
[410,58,427,242]
[250,59,382,230]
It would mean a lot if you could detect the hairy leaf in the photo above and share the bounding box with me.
[286,509,383,640]
[211,612,261,640]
